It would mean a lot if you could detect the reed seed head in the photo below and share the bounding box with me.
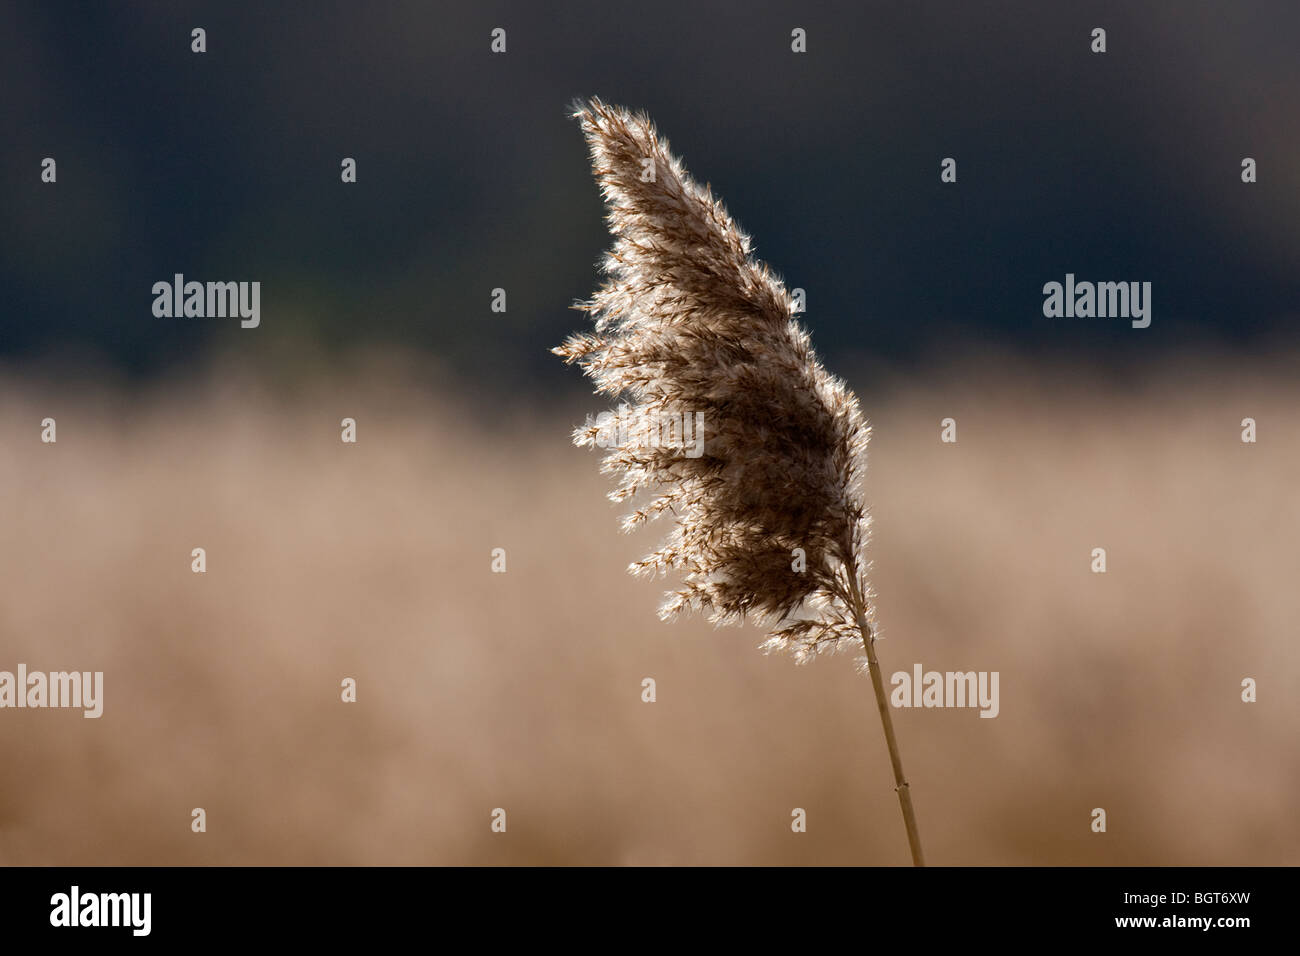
[555,97,875,662]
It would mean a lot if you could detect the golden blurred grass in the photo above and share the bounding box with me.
[1,350,1297,865]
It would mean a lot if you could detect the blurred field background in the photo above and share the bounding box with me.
[3,1,1298,865]
[1,350,1296,865]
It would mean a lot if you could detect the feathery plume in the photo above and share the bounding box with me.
[555,97,872,660]
[555,98,924,864]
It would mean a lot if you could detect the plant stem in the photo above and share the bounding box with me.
[846,574,925,867]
